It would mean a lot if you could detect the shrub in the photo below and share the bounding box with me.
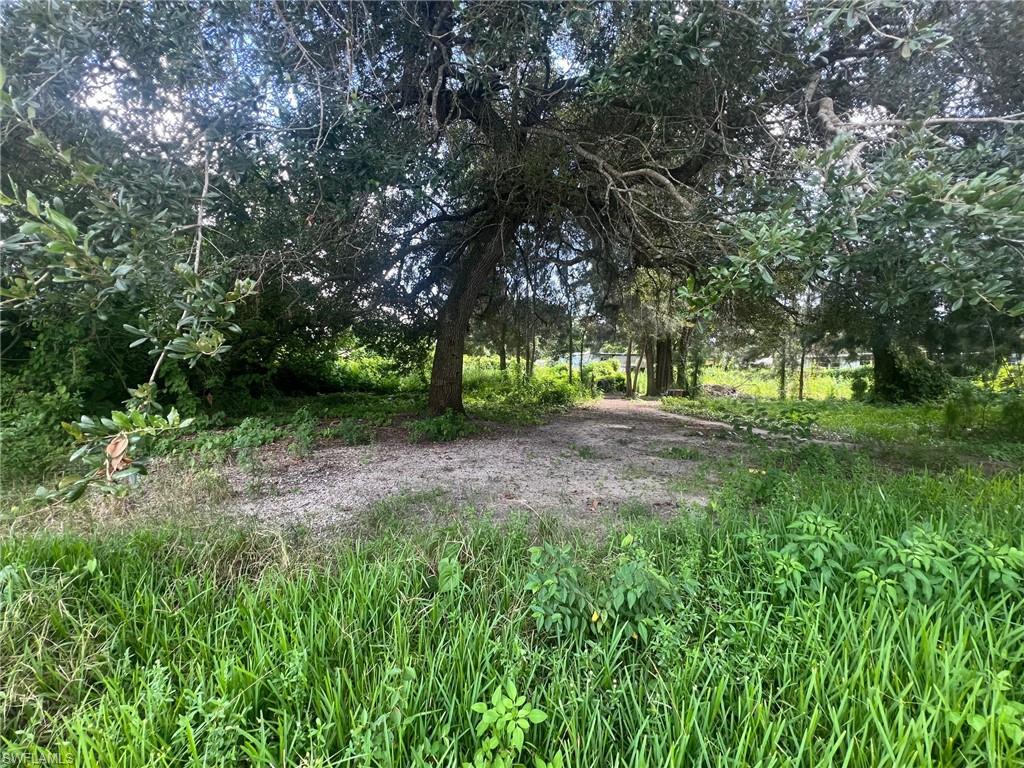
[230,417,280,469]
[0,383,81,485]
[408,410,471,442]
[526,534,676,643]
[321,418,373,446]
[876,347,954,403]
[518,377,580,407]
[524,543,589,637]
[770,509,855,599]
[943,384,987,435]
[942,385,1024,440]
[851,375,869,401]
[583,359,626,393]
[999,396,1024,439]
[287,407,318,458]
[990,363,1024,393]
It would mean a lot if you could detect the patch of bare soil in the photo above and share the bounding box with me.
[222,397,757,534]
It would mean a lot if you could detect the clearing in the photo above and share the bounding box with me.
[227,397,753,532]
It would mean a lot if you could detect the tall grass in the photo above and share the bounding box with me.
[3,451,1022,766]
[701,364,854,400]
[662,396,1024,463]
[463,357,594,424]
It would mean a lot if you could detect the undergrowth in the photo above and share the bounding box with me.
[2,450,1022,766]
[663,394,1024,463]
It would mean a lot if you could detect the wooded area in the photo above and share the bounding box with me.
[1,2,1023,766]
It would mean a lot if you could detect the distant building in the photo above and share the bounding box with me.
[549,350,645,372]
[748,352,873,369]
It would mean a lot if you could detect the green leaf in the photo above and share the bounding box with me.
[527,708,547,724]
[45,207,78,239]
[64,481,88,503]
[110,411,133,429]
[25,190,40,217]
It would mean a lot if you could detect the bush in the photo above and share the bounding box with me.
[943,385,987,436]
[0,383,81,485]
[526,533,676,642]
[228,417,280,469]
[851,375,869,401]
[321,418,373,446]
[990,363,1024,393]
[999,395,1024,439]
[583,359,626,393]
[287,407,318,458]
[408,410,472,442]
[942,385,1024,441]
[876,347,953,403]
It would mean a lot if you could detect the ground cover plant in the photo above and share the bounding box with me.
[662,392,1024,463]
[700,364,855,400]
[2,451,1022,767]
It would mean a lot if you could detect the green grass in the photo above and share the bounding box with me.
[701,364,855,400]
[656,445,701,461]
[663,396,1024,463]
[463,361,595,426]
[140,369,593,469]
[3,450,1023,767]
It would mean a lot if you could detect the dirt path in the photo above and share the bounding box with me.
[228,397,755,533]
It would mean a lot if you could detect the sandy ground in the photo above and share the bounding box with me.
[227,397,755,533]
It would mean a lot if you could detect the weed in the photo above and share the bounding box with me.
[617,500,655,520]
[466,680,550,768]
[321,417,372,446]
[287,406,318,458]
[408,410,472,442]
[657,445,701,461]
[2,447,1023,767]
[526,534,676,643]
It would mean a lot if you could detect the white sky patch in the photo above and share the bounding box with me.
[77,59,192,148]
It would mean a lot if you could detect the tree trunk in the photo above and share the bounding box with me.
[798,343,807,400]
[778,339,788,400]
[625,339,633,397]
[688,334,703,394]
[676,329,689,392]
[655,335,673,394]
[645,336,658,396]
[633,339,646,394]
[872,327,900,402]
[429,217,515,414]
[579,330,585,383]
[498,322,507,372]
[566,313,573,383]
